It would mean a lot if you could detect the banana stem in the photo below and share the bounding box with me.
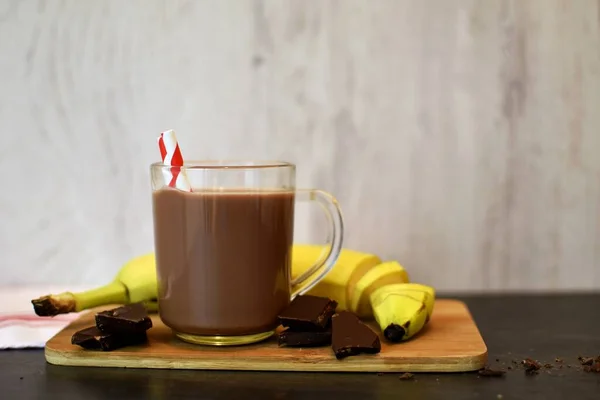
[74,281,129,311]
[31,281,128,316]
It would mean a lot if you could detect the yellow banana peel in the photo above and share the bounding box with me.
[370,282,436,342]
[291,244,382,312]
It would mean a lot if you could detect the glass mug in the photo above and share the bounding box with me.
[150,161,343,346]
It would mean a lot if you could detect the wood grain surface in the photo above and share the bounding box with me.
[1,0,600,291]
[45,299,487,372]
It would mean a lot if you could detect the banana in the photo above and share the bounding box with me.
[113,253,158,303]
[292,246,411,318]
[37,245,381,317]
[377,283,435,321]
[350,261,410,318]
[31,253,157,316]
[31,244,434,341]
[370,283,436,342]
[33,245,380,316]
[291,244,382,312]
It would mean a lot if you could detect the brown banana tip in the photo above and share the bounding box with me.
[31,295,74,317]
[383,323,406,343]
[31,296,59,317]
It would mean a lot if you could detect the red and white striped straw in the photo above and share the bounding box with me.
[157,129,192,191]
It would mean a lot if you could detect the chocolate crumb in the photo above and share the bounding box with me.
[511,360,519,365]
[507,366,512,370]
[544,363,553,369]
[478,368,506,377]
[398,373,414,380]
[584,362,600,373]
[578,357,594,366]
[555,357,563,363]
[495,358,500,362]
[19,377,23,380]
[522,358,541,375]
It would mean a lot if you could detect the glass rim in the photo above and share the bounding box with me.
[150,160,296,170]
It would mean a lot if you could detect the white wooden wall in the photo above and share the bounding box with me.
[1,0,599,292]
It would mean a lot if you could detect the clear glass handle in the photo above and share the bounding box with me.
[291,189,344,299]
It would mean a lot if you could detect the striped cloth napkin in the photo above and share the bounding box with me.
[0,286,90,349]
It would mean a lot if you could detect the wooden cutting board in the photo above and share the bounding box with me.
[45,299,487,373]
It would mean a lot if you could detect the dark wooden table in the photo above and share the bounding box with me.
[3,294,600,399]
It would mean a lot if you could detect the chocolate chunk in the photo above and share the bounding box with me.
[71,326,147,351]
[278,295,337,331]
[95,303,152,334]
[522,358,541,375]
[478,368,506,377]
[578,356,594,366]
[331,311,381,360]
[278,331,331,348]
[584,362,600,373]
[277,328,332,347]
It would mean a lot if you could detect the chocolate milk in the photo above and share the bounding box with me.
[152,188,295,336]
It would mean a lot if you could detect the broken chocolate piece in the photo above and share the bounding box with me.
[278,295,337,331]
[277,328,332,347]
[95,303,152,334]
[331,311,381,360]
[478,368,506,377]
[71,326,147,351]
[578,356,594,366]
[522,358,541,375]
[584,362,600,373]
